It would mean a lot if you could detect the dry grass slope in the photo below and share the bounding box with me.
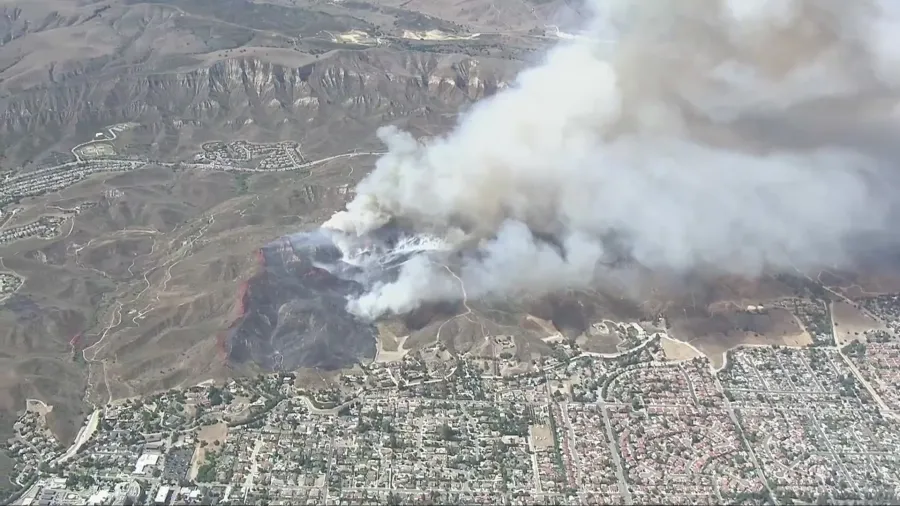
[0,0,542,454]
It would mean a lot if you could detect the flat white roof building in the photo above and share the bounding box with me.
[154,486,171,505]
[87,490,109,506]
[133,453,160,475]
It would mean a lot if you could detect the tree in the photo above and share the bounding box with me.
[440,423,458,441]
[208,387,223,406]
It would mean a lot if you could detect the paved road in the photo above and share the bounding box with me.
[559,403,582,485]
[598,397,631,504]
[827,301,899,421]
[579,333,660,360]
[242,437,265,502]
[716,377,778,505]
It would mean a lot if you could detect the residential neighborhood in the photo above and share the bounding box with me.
[7,301,900,505]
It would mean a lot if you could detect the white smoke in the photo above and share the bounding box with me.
[323,0,900,319]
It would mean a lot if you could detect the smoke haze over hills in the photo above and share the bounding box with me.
[322,0,900,320]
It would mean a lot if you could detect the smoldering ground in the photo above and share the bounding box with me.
[321,0,900,320]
